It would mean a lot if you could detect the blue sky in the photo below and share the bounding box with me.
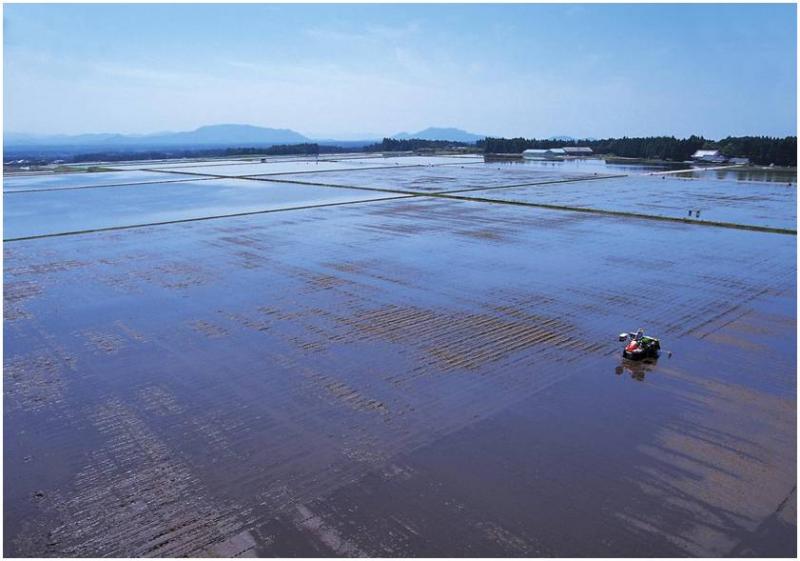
[4,3,796,139]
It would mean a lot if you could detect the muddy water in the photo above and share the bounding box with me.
[4,194,796,556]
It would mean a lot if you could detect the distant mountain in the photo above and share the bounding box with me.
[154,124,309,146]
[4,132,130,146]
[393,127,484,143]
[4,124,310,148]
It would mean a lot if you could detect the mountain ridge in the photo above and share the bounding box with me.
[4,124,310,147]
[392,127,484,142]
[4,123,491,148]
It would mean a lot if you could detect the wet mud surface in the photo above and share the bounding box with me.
[4,158,796,557]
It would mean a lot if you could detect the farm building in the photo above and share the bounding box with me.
[523,148,566,160]
[691,149,727,163]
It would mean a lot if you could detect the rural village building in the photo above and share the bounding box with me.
[523,147,591,159]
[691,149,727,163]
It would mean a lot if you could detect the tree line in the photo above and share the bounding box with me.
[364,138,473,152]
[480,135,796,166]
[7,135,796,168]
[714,136,796,167]
[19,143,352,165]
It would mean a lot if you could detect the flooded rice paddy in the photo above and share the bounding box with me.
[136,156,480,179]
[249,164,617,193]
[4,178,408,240]
[97,153,392,171]
[673,166,798,183]
[459,173,797,230]
[2,170,202,193]
[4,156,796,556]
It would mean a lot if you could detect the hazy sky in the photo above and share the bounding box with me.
[4,3,797,139]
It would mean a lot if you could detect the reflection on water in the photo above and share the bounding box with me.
[484,157,797,185]
[4,187,794,557]
[674,168,797,184]
[484,157,690,175]
[462,171,796,230]
[615,358,659,382]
